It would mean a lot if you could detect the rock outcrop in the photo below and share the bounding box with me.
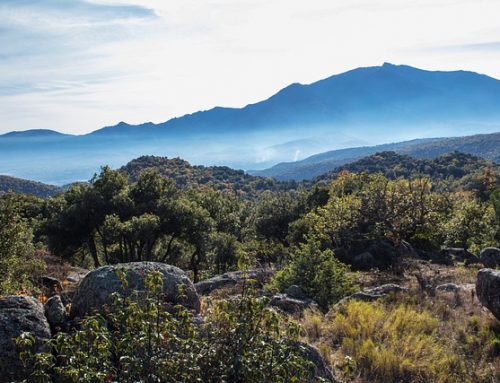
[71,262,200,318]
[269,294,319,315]
[0,296,51,381]
[194,269,273,295]
[339,284,409,305]
[439,248,478,265]
[476,268,500,320]
[436,283,462,292]
[479,247,500,268]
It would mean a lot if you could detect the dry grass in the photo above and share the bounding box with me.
[299,265,500,383]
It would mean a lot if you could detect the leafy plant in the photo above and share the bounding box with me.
[17,271,325,382]
[270,238,356,308]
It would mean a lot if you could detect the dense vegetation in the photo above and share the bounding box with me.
[0,175,61,198]
[2,151,499,290]
[120,156,298,199]
[316,151,499,186]
[1,151,500,382]
[17,271,321,383]
[253,132,500,180]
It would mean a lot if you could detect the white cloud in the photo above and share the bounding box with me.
[1,0,500,134]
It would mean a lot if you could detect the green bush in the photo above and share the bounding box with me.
[0,198,45,295]
[270,239,356,308]
[17,271,326,383]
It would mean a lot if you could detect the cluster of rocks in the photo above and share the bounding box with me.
[268,285,320,315]
[194,268,274,295]
[338,283,409,305]
[0,262,334,382]
[0,262,200,381]
[348,241,500,270]
[5,253,500,382]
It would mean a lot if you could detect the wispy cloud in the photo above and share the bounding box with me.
[2,0,500,134]
[439,41,500,52]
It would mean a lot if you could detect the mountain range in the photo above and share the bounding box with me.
[2,63,500,185]
[250,132,500,180]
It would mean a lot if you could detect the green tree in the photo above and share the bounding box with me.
[442,193,497,252]
[271,238,356,308]
[0,197,45,294]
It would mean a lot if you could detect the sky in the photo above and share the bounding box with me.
[2,0,500,135]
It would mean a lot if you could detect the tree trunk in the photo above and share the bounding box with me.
[190,249,200,283]
[87,237,100,268]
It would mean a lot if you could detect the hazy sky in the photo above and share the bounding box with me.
[2,0,500,134]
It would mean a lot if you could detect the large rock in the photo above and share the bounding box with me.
[436,283,462,292]
[352,240,398,270]
[285,285,308,300]
[269,294,319,315]
[440,248,478,265]
[195,269,273,295]
[477,268,500,320]
[0,296,51,381]
[479,247,500,268]
[71,262,200,318]
[338,284,408,305]
[367,283,408,295]
[293,342,336,382]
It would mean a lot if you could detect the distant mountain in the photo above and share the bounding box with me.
[251,132,500,180]
[92,63,500,139]
[0,129,72,138]
[0,175,62,197]
[2,63,500,184]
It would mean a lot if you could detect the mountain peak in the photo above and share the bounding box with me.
[0,129,70,138]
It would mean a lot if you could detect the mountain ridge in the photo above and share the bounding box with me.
[250,132,500,180]
[3,63,500,184]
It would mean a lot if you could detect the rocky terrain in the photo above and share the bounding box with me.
[2,245,500,382]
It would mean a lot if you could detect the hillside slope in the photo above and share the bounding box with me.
[0,175,61,197]
[252,132,500,180]
[120,156,297,198]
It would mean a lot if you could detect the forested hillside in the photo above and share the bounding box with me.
[315,151,499,195]
[1,152,500,382]
[120,155,298,198]
[0,175,61,197]
[254,132,500,180]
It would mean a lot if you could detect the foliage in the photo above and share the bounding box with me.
[0,175,61,198]
[0,195,45,295]
[270,238,356,308]
[316,151,499,191]
[250,191,305,244]
[307,173,448,249]
[16,271,323,383]
[442,192,498,252]
[313,291,500,383]
[120,155,298,199]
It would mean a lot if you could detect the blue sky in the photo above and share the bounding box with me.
[1,0,500,134]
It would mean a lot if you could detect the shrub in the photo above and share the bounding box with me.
[0,200,45,295]
[270,239,356,308]
[17,271,326,383]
